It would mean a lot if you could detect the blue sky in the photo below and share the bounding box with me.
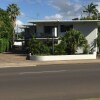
[0,0,100,25]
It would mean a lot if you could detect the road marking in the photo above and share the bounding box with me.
[1,68,100,77]
[19,70,67,75]
[19,68,100,75]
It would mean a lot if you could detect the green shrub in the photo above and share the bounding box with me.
[28,37,50,55]
[0,38,9,53]
[28,29,88,55]
[55,41,66,55]
[62,29,88,54]
[83,44,89,54]
[55,29,88,55]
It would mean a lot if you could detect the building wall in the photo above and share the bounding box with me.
[24,26,36,39]
[36,23,58,37]
[58,22,73,37]
[74,22,98,53]
[35,22,98,53]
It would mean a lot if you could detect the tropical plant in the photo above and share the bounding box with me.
[28,37,50,55]
[0,8,13,52]
[61,29,88,54]
[81,3,99,20]
[0,39,9,53]
[0,8,13,38]
[7,4,20,41]
[55,41,66,55]
[83,44,89,54]
[83,3,98,18]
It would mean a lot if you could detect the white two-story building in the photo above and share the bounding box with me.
[21,20,99,54]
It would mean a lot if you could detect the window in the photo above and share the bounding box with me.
[60,25,73,32]
[44,26,54,34]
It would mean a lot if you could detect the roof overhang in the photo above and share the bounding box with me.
[19,23,36,29]
[19,26,28,29]
[23,23,36,26]
[29,20,100,24]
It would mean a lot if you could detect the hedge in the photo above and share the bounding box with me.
[0,38,9,53]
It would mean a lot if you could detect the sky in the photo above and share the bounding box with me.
[0,0,100,26]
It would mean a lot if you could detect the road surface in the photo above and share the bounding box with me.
[0,63,100,100]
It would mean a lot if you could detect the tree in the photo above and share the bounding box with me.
[0,8,13,52]
[28,37,50,55]
[83,3,98,18]
[0,8,13,40]
[61,29,88,54]
[7,4,20,40]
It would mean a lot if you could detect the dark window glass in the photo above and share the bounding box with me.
[60,25,73,32]
[44,26,54,34]
[34,26,36,33]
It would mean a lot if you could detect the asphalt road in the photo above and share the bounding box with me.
[0,63,100,100]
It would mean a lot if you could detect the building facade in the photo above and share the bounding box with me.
[22,20,99,54]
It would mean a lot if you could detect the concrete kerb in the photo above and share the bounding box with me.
[36,59,100,65]
[0,59,100,69]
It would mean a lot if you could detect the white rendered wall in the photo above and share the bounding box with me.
[74,22,98,53]
[30,53,96,61]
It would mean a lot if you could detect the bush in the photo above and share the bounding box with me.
[0,38,9,53]
[83,44,89,54]
[55,41,66,55]
[28,37,50,55]
[0,8,13,50]
[55,29,88,55]
[28,29,88,55]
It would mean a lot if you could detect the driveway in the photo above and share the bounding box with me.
[0,52,38,68]
[0,52,28,63]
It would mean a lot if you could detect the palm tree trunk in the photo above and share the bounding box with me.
[89,12,91,17]
[12,18,16,43]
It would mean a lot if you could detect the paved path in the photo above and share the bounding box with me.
[0,52,100,68]
[0,53,26,62]
[0,52,36,68]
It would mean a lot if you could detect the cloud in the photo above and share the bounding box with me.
[25,0,42,3]
[16,19,23,26]
[96,2,100,12]
[20,0,43,4]
[45,14,63,20]
[0,0,43,4]
[48,0,83,20]
[15,20,23,32]
[48,0,100,20]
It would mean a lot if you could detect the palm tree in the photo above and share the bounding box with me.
[83,3,98,17]
[62,29,88,54]
[7,4,20,41]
